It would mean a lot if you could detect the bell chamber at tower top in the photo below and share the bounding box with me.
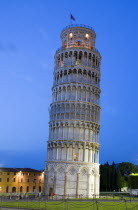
[60,25,96,50]
[55,25,101,71]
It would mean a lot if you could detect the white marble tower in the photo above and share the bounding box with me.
[45,24,101,198]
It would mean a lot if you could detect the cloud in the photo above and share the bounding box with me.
[0,42,17,53]
[106,105,117,115]
[134,155,138,165]
[39,28,48,39]
[10,71,33,84]
[0,162,5,167]
[24,75,33,83]
[8,42,17,52]
[0,43,5,51]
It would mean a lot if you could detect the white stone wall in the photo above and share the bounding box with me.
[45,163,99,198]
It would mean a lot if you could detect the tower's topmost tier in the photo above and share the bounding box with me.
[60,24,96,50]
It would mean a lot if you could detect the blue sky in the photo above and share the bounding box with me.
[0,0,138,169]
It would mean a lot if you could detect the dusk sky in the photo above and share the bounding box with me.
[1,0,138,170]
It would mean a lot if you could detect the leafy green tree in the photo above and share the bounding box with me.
[118,162,138,180]
[128,175,138,189]
[100,161,138,192]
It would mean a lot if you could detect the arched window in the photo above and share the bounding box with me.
[76,39,82,46]
[65,52,68,58]
[6,186,9,193]
[84,52,87,58]
[74,51,77,59]
[20,186,23,192]
[78,51,82,59]
[69,51,72,57]
[74,153,78,161]
[12,187,16,193]
[26,186,29,192]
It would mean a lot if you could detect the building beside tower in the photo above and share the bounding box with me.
[0,168,44,193]
[45,24,101,198]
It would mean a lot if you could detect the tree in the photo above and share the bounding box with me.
[118,162,138,181]
[111,161,117,191]
[100,162,112,191]
[100,161,138,192]
[116,170,124,191]
[128,174,138,189]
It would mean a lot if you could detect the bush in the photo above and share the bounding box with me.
[128,174,138,189]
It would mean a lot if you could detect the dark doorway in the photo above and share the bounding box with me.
[12,187,16,193]
[49,187,53,195]
[6,186,9,193]
[20,186,23,192]
[26,186,29,192]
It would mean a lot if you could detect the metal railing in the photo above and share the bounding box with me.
[1,193,138,210]
[56,46,100,54]
[61,24,95,33]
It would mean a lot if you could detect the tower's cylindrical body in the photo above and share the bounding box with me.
[45,24,101,198]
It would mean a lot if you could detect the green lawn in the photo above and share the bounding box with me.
[1,201,138,210]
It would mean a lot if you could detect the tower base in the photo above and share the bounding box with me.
[45,162,100,198]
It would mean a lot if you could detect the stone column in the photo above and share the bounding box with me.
[53,172,57,193]
[87,174,91,198]
[92,147,95,163]
[96,150,99,163]
[51,144,53,160]
[56,144,59,160]
[61,144,63,160]
[80,88,82,101]
[93,149,95,163]
[62,123,65,139]
[83,125,85,141]
[45,170,49,196]
[90,147,92,162]
[76,173,80,198]
[78,144,80,161]
[58,126,61,140]
[88,146,91,162]
[68,125,70,140]
[76,86,77,100]
[66,144,69,160]
[72,143,75,161]
[86,87,88,102]
[83,143,86,162]
[64,172,68,198]
[47,146,50,160]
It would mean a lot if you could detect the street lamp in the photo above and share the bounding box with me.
[18,171,21,193]
[34,179,36,193]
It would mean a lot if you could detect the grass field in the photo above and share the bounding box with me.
[1,201,138,210]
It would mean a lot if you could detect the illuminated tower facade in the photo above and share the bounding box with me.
[45,24,101,198]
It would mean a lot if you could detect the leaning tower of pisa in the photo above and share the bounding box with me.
[45,24,101,198]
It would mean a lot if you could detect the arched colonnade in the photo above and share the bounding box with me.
[50,102,100,123]
[52,84,100,104]
[54,68,100,87]
[55,50,101,69]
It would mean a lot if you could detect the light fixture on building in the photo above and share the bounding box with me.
[85,33,89,39]
[69,33,73,39]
